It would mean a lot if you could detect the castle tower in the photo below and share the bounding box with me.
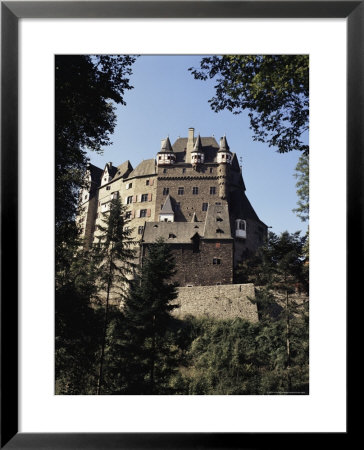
[191,134,205,168]
[217,135,232,199]
[157,136,176,166]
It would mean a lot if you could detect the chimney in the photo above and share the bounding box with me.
[186,127,195,163]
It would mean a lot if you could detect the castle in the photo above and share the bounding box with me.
[78,127,267,290]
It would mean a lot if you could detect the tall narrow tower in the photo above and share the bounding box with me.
[217,135,232,199]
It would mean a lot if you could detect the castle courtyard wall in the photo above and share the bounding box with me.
[172,283,258,322]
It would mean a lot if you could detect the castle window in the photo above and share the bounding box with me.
[178,187,184,195]
[141,194,148,202]
[202,203,208,211]
[168,233,176,239]
[216,217,223,222]
[146,180,150,186]
[138,225,144,235]
[126,182,132,190]
[163,187,169,195]
[192,187,199,195]
[216,228,224,233]
[215,202,222,205]
[237,220,246,231]
[222,154,225,159]
[163,168,167,174]
[84,194,88,200]
[125,211,131,219]
[158,156,162,160]
[140,209,147,218]
[210,168,213,173]
[106,186,111,191]
[213,258,221,265]
[182,168,186,173]
[210,186,216,195]
[127,196,133,204]
[111,192,119,200]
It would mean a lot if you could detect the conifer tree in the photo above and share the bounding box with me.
[112,239,179,394]
[93,197,136,394]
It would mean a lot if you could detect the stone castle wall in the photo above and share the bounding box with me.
[172,283,258,322]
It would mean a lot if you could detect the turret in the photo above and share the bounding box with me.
[157,137,176,166]
[191,134,205,168]
[217,135,232,164]
[217,135,232,199]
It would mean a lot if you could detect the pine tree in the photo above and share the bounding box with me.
[112,239,179,394]
[92,197,136,394]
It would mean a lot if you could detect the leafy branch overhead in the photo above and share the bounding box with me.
[189,55,309,154]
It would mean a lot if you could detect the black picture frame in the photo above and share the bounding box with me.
[1,1,357,448]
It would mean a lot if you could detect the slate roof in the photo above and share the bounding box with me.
[172,137,219,164]
[160,195,174,214]
[142,222,203,244]
[112,160,133,181]
[128,159,156,178]
[230,189,265,224]
[159,137,173,152]
[203,203,233,240]
[143,202,233,244]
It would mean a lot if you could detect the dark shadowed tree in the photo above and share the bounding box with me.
[55,55,137,275]
[189,55,309,154]
[55,247,102,394]
[107,239,179,394]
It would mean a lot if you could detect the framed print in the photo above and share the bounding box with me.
[1,1,358,447]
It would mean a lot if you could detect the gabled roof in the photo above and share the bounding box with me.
[103,162,118,179]
[128,159,156,178]
[86,163,103,187]
[160,195,174,215]
[112,160,133,181]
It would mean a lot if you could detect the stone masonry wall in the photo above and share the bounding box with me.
[172,283,258,322]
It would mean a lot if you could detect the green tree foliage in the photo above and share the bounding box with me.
[293,153,309,222]
[105,239,179,394]
[92,198,136,394]
[189,55,309,154]
[177,311,308,395]
[55,55,136,274]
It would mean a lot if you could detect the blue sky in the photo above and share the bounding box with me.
[87,55,308,235]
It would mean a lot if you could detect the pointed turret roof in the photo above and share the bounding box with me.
[218,135,231,152]
[192,134,203,152]
[160,136,173,153]
[160,194,174,214]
